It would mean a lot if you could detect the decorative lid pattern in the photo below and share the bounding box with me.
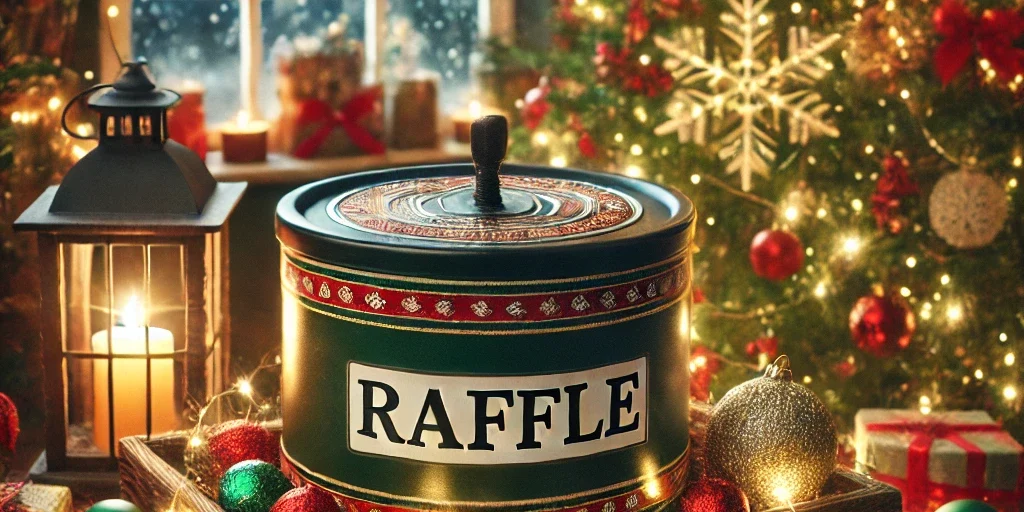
[328,175,643,244]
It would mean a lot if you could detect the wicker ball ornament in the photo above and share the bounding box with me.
[704,356,837,511]
[270,485,341,512]
[929,171,1008,249]
[218,460,294,512]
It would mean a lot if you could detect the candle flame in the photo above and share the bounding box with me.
[236,110,251,127]
[469,100,482,119]
[121,296,144,328]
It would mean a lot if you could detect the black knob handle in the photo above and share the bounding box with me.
[471,115,508,210]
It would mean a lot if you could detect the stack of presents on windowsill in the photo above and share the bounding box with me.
[270,18,438,159]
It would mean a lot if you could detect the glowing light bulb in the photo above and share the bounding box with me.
[624,165,643,178]
[550,155,568,167]
[706,217,715,226]
[1005,353,1016,366]
[813,282,827,298]
[919,395,932,415]
[10,112,21,123]
[974,369,984,380]
[107,5,120,18]
[47,97,61,111]
[1004,386,1018,400]
[1014,156,1023,167]
[1000,332,1009,342]
[841,235,862,255]
[630,144,643,156]
[190,436,203,448]
[84,70,95,80]
[851,198,864,212]
[900,89,910,99]
[946,304,963,322]
[805,247,814,256]
[784,206,799,221]
[864,144,875,155]
[690,174,701,185]
[638,54,651,66]
[790,2,802,14]
[905,256,917,268]
[900,287,911,297]
[816,208,827,218]
[468,100,482,118]
[237,379,253,397]
[614,132,624,143]
[591,5,606,20]
[940,274,950,286]
[1010,178,1020,188]
[802,375,812,384]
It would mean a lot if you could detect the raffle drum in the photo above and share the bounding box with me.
[275,117,695,512]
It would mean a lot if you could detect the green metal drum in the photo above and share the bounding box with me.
[276,133,695,512]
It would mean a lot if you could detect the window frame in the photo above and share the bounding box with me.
[100,0,516,121]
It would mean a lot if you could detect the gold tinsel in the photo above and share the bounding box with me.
[703,356,837,511]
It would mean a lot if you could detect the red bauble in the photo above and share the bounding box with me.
[849,295,916,357]
[208,420,280,476]
[520,80,551,130]
[270,485,340,512]
[749,229,804,281]
[679,476,750,512]
[0,392,19,453]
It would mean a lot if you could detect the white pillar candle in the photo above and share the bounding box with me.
[91,296,177,454]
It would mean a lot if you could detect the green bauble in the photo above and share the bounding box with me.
[935,500,999,512]
[218,460,294,512]
[704,356,837,511]
[86,499,142,512]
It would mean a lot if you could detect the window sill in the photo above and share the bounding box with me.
[207,140,471,185]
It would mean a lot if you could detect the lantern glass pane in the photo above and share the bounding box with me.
[61,242,187,457]
[121,116,133,136]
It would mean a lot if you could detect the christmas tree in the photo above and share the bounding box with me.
[489,0,1024,442]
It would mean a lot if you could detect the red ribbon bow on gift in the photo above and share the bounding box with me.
[933,0,1024,85]
[292,86,386,159]
[866,418,1023,509]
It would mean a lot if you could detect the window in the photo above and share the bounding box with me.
[386,0,480,114]
[132,0,242,124]
[128,0,501,124]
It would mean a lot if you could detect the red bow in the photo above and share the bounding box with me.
[933,0,1024,85]
[293,86,385,159]
[866,418,1022,509]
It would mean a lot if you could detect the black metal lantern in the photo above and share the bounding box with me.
[15,61,246,472]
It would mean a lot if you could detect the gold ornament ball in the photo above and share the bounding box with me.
[704,356,837,511]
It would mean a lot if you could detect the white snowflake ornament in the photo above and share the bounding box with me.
[654,0,841,191]
[929,170,1008,249]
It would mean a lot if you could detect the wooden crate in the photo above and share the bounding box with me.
[118,406,901,512]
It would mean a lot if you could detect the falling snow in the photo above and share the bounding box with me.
[654,0,841,191]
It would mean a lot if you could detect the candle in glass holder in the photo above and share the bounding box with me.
[91,296,176,454]
[222,110,269,163]
[452,100,484,143]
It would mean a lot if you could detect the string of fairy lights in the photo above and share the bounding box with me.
[533,0,1022,417]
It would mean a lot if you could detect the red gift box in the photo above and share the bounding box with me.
[855,409,1024,512]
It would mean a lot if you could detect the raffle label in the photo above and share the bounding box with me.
[348,358,648,464]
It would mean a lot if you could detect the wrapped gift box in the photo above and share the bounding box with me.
[855,409,1024,512]
[1,483,72,512]
[286,84,385,159]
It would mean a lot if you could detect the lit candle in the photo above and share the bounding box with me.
[221,110,269,163]
[452,100,485,143]
[91,296,176,454]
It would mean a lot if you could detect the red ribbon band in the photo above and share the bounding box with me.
[293,86,386,158]
[866,418,1023,509]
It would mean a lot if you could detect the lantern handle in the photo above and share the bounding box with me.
[61,83,112,140]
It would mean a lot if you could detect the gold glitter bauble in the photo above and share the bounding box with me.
[929,170,1008,249]
[704,356,837,511]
